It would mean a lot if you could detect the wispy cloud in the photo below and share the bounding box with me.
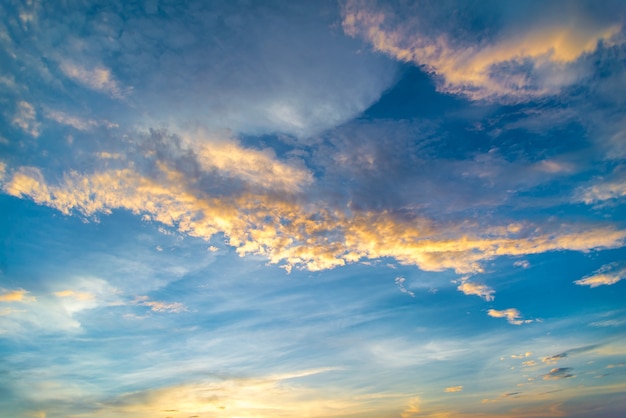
[135,296,187,314]
[12,101,40,137]
[45,110,118,131]
[444,385,463,393]
[60,62,129,99]
[575,263,626,287]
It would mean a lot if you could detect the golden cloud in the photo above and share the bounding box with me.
[2,163,625,276]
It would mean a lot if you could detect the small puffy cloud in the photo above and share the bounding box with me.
[342,0,624,102]
[394,277,415,297]
[60,62,128,99]
[0,289,36,303]
[513,260,530,269]
[457,280,494,301]
[575,263,626,288]
[444,386,463,393]
[12,101,40,137]
[488,308,533,325]
[522,361,537,367]
[543,367,575,380]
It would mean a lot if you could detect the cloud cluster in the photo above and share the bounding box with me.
[3,149,626,278]
[342,0,625,102]
[3,160,625,276]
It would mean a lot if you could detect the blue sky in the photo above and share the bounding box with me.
[1,0,626,417]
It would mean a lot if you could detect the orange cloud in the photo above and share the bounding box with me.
[0,289,36,303]
[342,0,623,101]
[488,309,533,325]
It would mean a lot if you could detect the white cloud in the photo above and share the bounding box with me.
[575,263,626,287]
[394,277,415,297]
[513,260,530,269]
[577,178,626,204]
[12,101,40,137]
[457,280,495,301]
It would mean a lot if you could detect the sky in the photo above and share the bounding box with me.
[1,0,626,417]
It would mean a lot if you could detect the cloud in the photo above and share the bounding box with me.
[576,177,626,204]
[45,110,118,131]
[59,62,128,99]
[457,280,495,301]
[511,352,532,359]
[513,260,530,269]
[607,363,625,368]
[0,289,36,303]
[54,290,95,301]
[543,367,575,380]
[487,309,533,325]
[444,386,463,393]
[575,263,626,287]
[16,0,396,138]
[135,296,187,314]
[542,353,567,365]
[12,101,40,137]
[394,277,415,297]
[342,0,625,102]
[190,135,313,193]
[2,161,626,276]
